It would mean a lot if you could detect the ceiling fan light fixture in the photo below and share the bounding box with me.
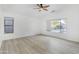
[35,4,50,12]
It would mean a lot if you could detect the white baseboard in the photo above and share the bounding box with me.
[2,33,39,40]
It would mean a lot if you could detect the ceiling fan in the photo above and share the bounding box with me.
[35,4,50,12]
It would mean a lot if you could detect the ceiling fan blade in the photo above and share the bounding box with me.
[43,5,49,8]
[34,4,50,12]
[37,4,41,8]
[43,8,48,11]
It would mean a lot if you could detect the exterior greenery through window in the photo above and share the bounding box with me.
[47,19,66,33]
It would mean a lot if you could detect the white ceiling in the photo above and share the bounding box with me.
[0,4,67,18]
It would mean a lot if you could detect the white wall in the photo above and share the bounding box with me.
[0,13,40,40]
[0,9,3,47]
[0,5,41,46]
[41,5,79,42]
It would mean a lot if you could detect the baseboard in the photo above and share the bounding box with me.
[2,33,39,41]
[40,34,79,44]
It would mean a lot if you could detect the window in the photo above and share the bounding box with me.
[4,17,14,33]
[47,19,66,33]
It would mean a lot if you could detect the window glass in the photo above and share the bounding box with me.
[47,19,66,33]
[4,17,14,33]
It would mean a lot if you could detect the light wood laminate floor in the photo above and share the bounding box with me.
[0,35,79,54]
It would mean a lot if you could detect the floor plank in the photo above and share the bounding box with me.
[0,35,79,54]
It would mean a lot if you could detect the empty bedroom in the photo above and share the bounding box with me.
[0,4,79,54]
